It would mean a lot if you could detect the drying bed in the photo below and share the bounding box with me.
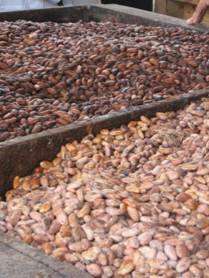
[0,4,208,144]
[0,89,209,196]
[0,16,208,143]
[0,4,209,193]
[2,97,209,277]
[0,4,209,278]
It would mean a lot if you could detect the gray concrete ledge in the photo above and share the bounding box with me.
[0,232,91,278]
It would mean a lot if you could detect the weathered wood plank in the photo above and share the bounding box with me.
[154,0,167,14]
[167,0,184,19]
[174,0,198,5]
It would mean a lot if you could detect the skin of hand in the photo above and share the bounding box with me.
[187,0,209,24]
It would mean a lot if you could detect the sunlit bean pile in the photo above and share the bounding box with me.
[1,99,209,277]
[0,20,209,142]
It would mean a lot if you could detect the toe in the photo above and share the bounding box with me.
[186,17,196,25]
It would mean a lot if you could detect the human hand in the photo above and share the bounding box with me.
[187,0,209,24]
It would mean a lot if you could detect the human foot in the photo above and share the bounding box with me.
[187,0,209,24]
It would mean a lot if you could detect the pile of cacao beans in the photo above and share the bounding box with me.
[0,20,209,142]
[1,99,209,276]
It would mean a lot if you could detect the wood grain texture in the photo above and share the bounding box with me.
[167,0,184,18]
[154,0,167,13]
[174,0,198,5]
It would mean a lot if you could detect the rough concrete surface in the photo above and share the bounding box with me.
[0,232,91,278]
